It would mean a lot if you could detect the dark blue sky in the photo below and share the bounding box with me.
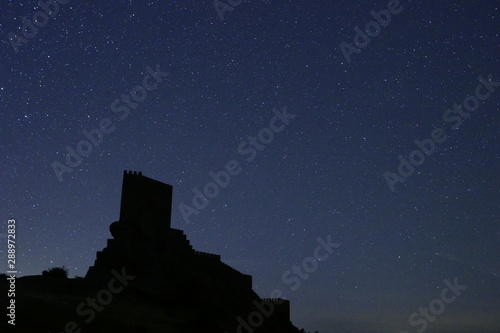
[1,1,499,332]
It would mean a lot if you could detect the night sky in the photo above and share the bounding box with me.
[1,1,499,332]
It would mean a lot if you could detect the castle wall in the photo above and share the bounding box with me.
[191,250,253,290]
[262,298,290,322]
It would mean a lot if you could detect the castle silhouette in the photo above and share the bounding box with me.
[84,170,300,332]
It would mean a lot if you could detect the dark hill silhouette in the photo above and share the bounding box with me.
[4,171,303,333]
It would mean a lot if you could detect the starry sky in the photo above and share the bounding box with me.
[1,1,499,332]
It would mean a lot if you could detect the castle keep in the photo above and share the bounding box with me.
[118,171,172,248]
[85,171,295,331]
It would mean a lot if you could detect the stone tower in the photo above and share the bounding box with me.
[118,170,172,247]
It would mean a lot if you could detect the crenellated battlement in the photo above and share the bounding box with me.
[262,298,287,302]
[123,170,172,187]
[124,170,142,175]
